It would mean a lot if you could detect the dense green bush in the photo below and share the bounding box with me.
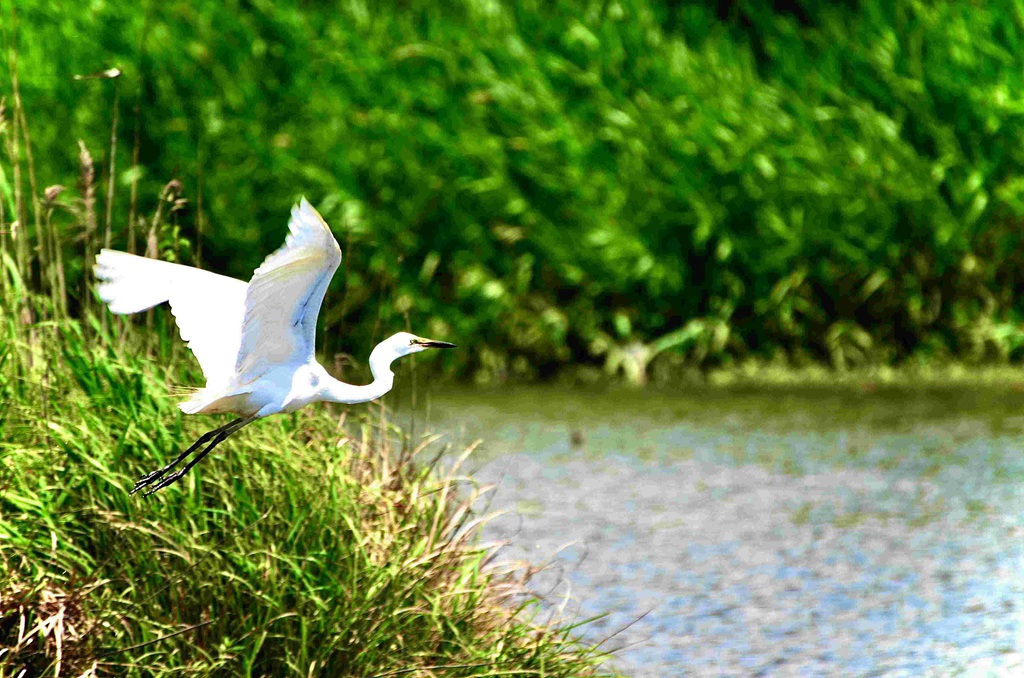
[7,1,1024,380]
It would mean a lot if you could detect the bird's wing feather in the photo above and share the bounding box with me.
[95,249,248,390]
[234,199,341,380]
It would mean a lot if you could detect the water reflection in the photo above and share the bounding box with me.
[393,385,1024,676]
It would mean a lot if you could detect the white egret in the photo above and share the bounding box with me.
[95,198,455,496]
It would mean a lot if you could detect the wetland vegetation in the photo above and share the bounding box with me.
[8,1,1024,381]
[0,310,615,676]
[6,2,1024,675]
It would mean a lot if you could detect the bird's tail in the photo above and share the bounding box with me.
[178,391,213,415]
[171,385,207,414]
[178,388,255,416]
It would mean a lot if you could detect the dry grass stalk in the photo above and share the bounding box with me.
[102,73,121,332]
[0,97,8,298]
[127,101,141,255]
[42,185,68,316]
[16,91,43,290]
[141,180,179,353]
[3,25,44,293]
[0,579,105,678]
[4,47,29,284]
[195,163,204,267]
[78,141,96,320]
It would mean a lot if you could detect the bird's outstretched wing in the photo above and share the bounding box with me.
[95,249,248,391]
[234,198,342,381]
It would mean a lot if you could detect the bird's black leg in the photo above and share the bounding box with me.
[131,417,245,496]
[139,415,258,497]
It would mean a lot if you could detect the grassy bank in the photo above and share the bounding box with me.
[0,305,611,675]
[633,359,1024,391]
[0,38,610,674]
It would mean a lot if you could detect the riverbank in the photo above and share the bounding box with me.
[0,315,613,676]
[543,359,1024,391]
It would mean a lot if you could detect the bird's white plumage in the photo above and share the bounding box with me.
[95,249,248,390]
[96,198,456,495]
[234,198,342,381]
[95,198,452,427]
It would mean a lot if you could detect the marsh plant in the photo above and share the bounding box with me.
[0,60,611,678]
[0,317,610,676]
[11,1,1024,381]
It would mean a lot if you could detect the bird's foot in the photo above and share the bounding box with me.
[139,468,190,497]
[130,469,167,496]
[130,463,183,496]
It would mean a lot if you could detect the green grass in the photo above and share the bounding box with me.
[0,304,613,676]
[10,1,1024,380]
[0,30,616,673]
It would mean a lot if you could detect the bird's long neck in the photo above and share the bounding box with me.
[319,343,396,405]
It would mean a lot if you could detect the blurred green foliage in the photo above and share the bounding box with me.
[8,0,1024,380]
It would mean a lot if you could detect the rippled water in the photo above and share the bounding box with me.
[395,385,1024,676]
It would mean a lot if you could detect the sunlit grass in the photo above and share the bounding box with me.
[0,307,614,677]
[0,49,620,676]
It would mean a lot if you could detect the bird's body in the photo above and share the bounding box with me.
[95,198,454,495]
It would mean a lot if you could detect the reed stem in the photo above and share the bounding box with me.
[78,140,96,322]
[102,76,120,331]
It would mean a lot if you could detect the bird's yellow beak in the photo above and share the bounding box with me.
[412,338,457,349]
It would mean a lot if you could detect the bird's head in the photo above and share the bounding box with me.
[358,332,456,387]
[373,332,457,364]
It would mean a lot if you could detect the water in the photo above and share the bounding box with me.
[399,385,1024,676]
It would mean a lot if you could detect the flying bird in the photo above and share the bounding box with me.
[95,198,455,496]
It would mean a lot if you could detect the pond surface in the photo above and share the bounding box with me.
[397,385,1024,676]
